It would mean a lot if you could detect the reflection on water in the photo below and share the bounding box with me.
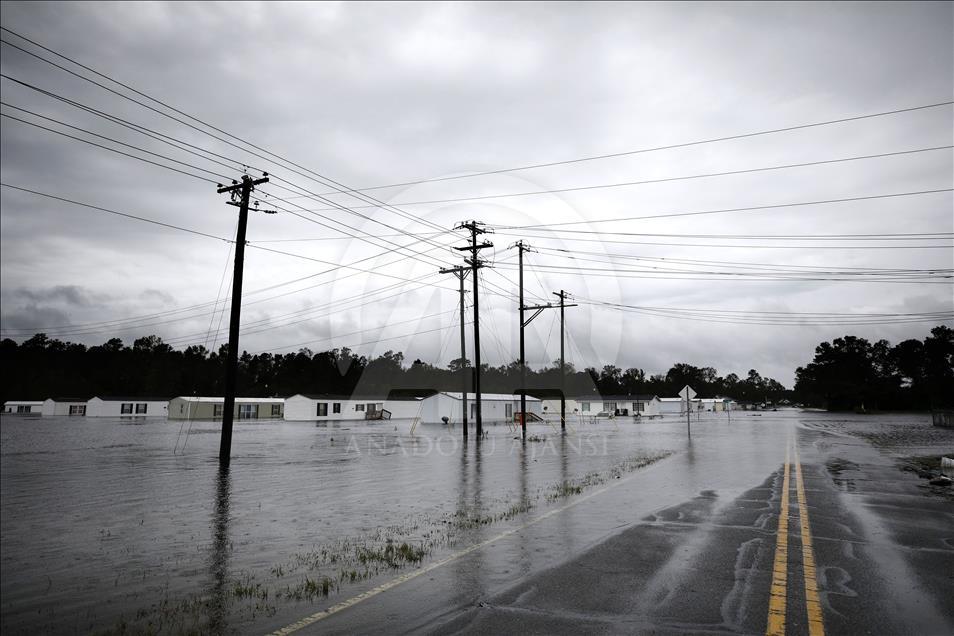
[207,466,232,635]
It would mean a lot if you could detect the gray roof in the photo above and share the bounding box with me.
[575,394,659,401]
[92,396,171,402]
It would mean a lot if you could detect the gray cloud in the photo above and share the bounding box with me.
[1,1,952,387]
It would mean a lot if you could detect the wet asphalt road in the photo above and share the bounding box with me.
[269,415,954,636]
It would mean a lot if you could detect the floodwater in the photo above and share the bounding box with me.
[0,411,949,634]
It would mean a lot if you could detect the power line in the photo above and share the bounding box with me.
[575,298,953,318]
[0,101,233,180]
[0,185,454,335]
[533,245,954,275]
[497,189,954,228]
[272,147,953,210]
[275,101,954,195]
[0,30,453,242]
[493,230,954,250]
[0,76,458,269]
[1,73,247,173]
[494,262,953,283]
[0,183,229,241]
[575,298,954,326]
[0,113,219,183]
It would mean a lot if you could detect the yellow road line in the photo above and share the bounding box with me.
[269,458,666,635]
[766,440,791,636]
[794,444,825,636]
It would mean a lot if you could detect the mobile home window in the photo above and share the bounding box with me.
[603,402,616,413]
[355,404,365,412]
[239,404,258,419]
[69,405,86,416]
[121,403,133,414]
[317,403,328,417]
[505,403,513,418]
[581,402,590,412]
[17,405,31,413]
[633,402,645,412]
[333,403,341,414]
[213,404,224,417]
[271,404,282,417]
[135,403,147,414]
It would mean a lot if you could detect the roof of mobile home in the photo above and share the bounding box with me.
[90,396,171,402]
[575,394,659,401]
[439,392,540,401]
[287,393,420,401]
[173,396,283,403]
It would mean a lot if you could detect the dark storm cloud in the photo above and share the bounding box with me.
[8,284,100,306]
[0,305,72,333]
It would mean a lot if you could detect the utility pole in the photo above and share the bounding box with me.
[216,173,269,467]
[552,290,577,432]
[453,221,492,438]
[440,265,470,440]
[513,241,558,441]
[518,241,528,440]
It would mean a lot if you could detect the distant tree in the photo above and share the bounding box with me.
[447,357,471,372]
[922,326,954,408]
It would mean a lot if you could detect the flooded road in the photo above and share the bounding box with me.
[1,412,952,635]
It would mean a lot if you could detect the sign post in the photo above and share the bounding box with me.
[680,385,697,439]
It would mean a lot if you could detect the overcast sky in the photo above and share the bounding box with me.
[1,1,952,387]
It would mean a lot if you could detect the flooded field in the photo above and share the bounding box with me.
[1,411,948,634]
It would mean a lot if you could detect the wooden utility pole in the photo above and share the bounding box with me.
[453,221,492,438]
[440,265,471,440]
[514,241,558,440]
[552,290,576,432]
[518,241,528,439]
[216,173,269,466]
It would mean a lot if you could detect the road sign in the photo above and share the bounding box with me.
[680,385,697,400]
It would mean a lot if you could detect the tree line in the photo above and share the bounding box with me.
[0,332,789,406]
[1,326,949,410]
[794,326,953,411]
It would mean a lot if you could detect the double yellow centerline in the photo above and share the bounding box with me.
[766,438,825,636]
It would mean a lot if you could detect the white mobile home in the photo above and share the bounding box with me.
[86,397,169,418]
[2,400,43,415]
[285,394,380,421]
[167,397,285,420]
[658,397,703,415]
[41,398,90,416]
[699,398,736,412]
[284,394,425,421]
[575,395,662,418]
[418,392,541,425]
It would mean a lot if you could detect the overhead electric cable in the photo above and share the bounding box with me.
[496,189,954,228]
[269,101,954,195]
[273,147,953,210]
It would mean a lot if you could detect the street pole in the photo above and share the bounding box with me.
[216,174,268,467]
[552,290,574,432]
[518,241,526,440]
[459,270,468,439]
[453,222,492,438]
[560,289,566,432]
[440,266,470,440]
